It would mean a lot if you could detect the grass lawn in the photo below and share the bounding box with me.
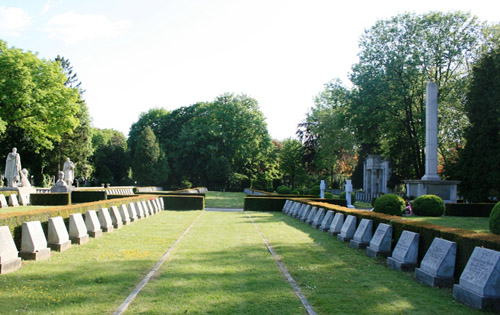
[0,205,51,215]
[205,191,245,208]
[403,215,490,233]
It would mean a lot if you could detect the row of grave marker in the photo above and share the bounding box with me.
[0,193,29,208]
[106,188,135,195]
[0,198,164,276]
[281,200,500,312]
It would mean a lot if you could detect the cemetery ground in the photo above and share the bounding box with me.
[0,193,495,314]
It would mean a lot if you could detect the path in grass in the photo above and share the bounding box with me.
[125,211,304,314]
[205,191,245,208]
[0,210,201,314]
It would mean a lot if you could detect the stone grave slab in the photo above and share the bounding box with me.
[319,210,334,231]
[147,200,155,215]
[128,203,138,221]
[98,208,114,233]
[387,230,419,271]
[337,215,357,242]
[415,237,456,288]
[69,213,89,245]
[141,201,150,217]
[294,203,304,218]
[159,197,164,209]
[0,195,7,208]
[119,204,131,225]
[8,194,19,207]
[135,202,145,219]
[299,205,312,221]
[19,221,51,261]
[0,226,22,274]
[282,200,290,212]
[19,194,29,206]
[289,203,299,217]
[350,219,373,249]
[151,199,159,213]
[453,247,500,311]
[305,207,318,224]
[110,206,123,229]
[85,210,102,238]
[328,213,344,236]
[366,223,392,258]
[312,208,326,228]
[47,216,71,252]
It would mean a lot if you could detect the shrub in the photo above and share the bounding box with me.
[373,194,405,215]
[324,192,334,199]
[412,195,445,217]
[30,193,71,206]
[339,191,356,204]
[291,189,301,195]
[244,197,287,211]
[71,191,107,203]
[163,196,204,210]
[276,186,292,194]
[490,202,500,235]
[309,185,321,196]
[265,186,275,193]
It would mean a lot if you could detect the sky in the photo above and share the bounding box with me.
[1,0,499,141]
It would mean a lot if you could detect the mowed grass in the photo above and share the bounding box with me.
[403,215,490,233]
[0,210,201,314]
[205,191,245,208]
[0,205,51,215]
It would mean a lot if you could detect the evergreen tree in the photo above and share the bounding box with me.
[132,126,168,186]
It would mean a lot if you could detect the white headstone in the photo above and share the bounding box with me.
[320,180,326,199]
[47,216,71,252]
[387,230,419,271]
[282,200,290,212]
[20,221,51,261]
[366,223,392,258]
[311,208,326,228]
[350,219,373,249]
[299,205,312,221]
[141,201,150,217]
[85,210,102,238]
[305,207,318,224]
[0,195,7,208]
[328,213,344,236]
[110,206,123,229]
[127,203,138,221]
[136,202,145,219]
[319,210,335,231]
[345,180,354,208]
[415,237,456,288]
[119,204,131,225]
[98,208,114,233]
[19,194,29,206]
[8,194,19,207]
[0,226,22,274]
[69,213,89,245]
[337,215,357,242]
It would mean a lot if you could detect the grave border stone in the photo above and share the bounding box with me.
[19,221,51,261]
[0,226,22,274]
[328,213,344,236]
[387,230,419,272]
[337,215,357,242]
[415,237,456,288]
[47,216,71,252]
[350,219,373,249]
[69,213,89,245]
[366,223,392,258]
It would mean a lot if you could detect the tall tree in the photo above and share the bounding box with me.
[131,126,168,186]
[279,139,306,188]
[91,128,130,185]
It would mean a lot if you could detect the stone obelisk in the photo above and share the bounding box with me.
[421,82,441,181]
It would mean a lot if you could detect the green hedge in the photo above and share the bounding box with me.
[244,197,287,211]
[71,191,107,203]
[162,195,204,210]
[136,191,206,197]
[412,195,444,217]
[307,198,347,207]
[244,194,317,199]
[30,193,71,206]
[445,203,495,217]
[0,191,19,198]
[490,202,500,234]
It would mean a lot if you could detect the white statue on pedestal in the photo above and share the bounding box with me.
[63,157,75,186]
[20,168,31,188]
[4,148,22,188]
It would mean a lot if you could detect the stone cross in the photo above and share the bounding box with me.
[345,180,354,208]
[320,180,326,199]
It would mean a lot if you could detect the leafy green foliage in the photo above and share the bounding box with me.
[339,191,356,204]
[373,194,405,215]
[412,195,444,217]
[91,128,130,185]
[276,185,292,194]
[279,139,306,188]
[131,126,169,186]
[490,202,500,234]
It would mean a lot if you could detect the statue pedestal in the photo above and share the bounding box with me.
[1,187,37,197]
[50,185,74,193]
[404,180,460,203]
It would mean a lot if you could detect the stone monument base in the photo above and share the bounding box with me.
[404,179,460,203]
[415,268,454,288]
[102,226,114,233]
[337,234,352,242]
[70,234,89,245]
[350,240,369,249]
[89,230,103,238]
[48,240,72,252]
[387,257,416,272]
[0,257,22,274]
[50,185,74,193]
[19,248,51,261]
[366,246,391,258]
[453,284,500,312]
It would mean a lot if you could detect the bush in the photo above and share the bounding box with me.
[244,197,287,211]
[265,186,275,193]
[163,196,204,210]
[71,191,107,203]
[276,186,292,194]
[490,202,500,235]
[324,192,334,199]
[309,185,321,196]
[412,195,445,217]
[291,189,301,195]
[30,193,71,206]
[373,194,405,216]
[339,191,356,204]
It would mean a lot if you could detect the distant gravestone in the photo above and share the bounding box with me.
[328,213,344,236]
[128,203,138,222]
[152,199,160,213]
[337,215,357,242]
[387,230,419,271]
[290,203,299,217]
[319,210,334,231]
[0,226,22,274]
[300,205,312,221]
[415,237,456,288]
[47,216,71,252]
[136,202,145,219]
[350,219,373,249]
[8,194,19,207]
[150,200,159,214]
[19,221,51,261]
[0,195,7,208]
[453,247,500,311]
[98,208,114,233]
[147,200,155,215]
[366,223,392,258]
[119,204,131,225]
[69,213,89,245]
[305,207,318,224]
[110,206,123,229]
[311,208,326,228]
[282,200,290,212]
[141,201,150,217]
[19,194,29,206]
[85,210,102,238]
[292,203,302,217]
[159,197,164,210]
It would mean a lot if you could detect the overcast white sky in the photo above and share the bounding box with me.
[1,0,499,140]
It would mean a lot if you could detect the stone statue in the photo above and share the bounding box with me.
[20,168,31,188]
[4,148,22,187]
[63,157,75,186]
[55,171,67,187]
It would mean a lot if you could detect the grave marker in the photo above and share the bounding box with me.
[19,221,51,261]
[300,205,312,221]
[0,226,22,274]
[366,223,392,258]
[19,194,29,206]
[47,216,71,252]
[337,215,357,242]
[453,247,500,311]
[311,208,326,228]
[415,237,456,288]
[85,210,102,238]
[141,201,150,217]
[128,203,138,222]
[0,195,7,208]
[282,200,290,212]
[387,230,419,271]
[98,208,114,233]
[319,210,334,231]
[328,213,344,236]
[350,219,373,249]
[8,194,19,207]
[119,204,131,225]
[69,213,89,245]
[136,202,145,219]
[305,207,318,224]
[110,206,123,229]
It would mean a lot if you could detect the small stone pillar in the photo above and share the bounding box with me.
[320,180,326,199]
[345,180,354,208]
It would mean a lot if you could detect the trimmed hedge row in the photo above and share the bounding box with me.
[244,194,317,199]
[162,195,204,210]
[244,197,287,211]
[71,190,107,203]
[30,193,71,206]
[304,200,500,280]
[445,203,495,217]
[136,191,206,197]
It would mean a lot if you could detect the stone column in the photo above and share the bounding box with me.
[421,82,441,181]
